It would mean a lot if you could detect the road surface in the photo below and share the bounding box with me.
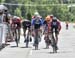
[0,22,75,58]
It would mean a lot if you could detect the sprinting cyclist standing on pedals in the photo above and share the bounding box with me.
[50,17,61,52]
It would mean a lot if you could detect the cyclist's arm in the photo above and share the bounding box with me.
[58,21,61,32]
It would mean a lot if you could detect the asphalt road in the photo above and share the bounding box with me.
[0,22,75,58]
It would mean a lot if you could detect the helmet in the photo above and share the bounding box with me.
[53,17,57,21]
[34,12,39,17]
[35,15,40,20]
[7,14,12,19]
[13,16,17,19]
[50,14,53,18]
[17,17,20,19]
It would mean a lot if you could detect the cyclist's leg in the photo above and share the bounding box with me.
[29,27,32,42]
[23,27,26,38]
[46,35,50,49]
[51,27,54,44]
[14,29,17,42]
[38,30,41,42]
[48,32,52,45]
[23,28,26,42]
[34,29,38,48]
[15,29,19,47]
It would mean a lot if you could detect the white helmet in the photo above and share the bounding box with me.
[17,17,20,19]
[13,16,17,19]
[34,12,39,17]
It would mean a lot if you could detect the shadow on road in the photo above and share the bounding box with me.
[32,49,40,50]
[0,44,10,51]
[20,46,32,48]
[57,50,72,54]
[10,46,18,48]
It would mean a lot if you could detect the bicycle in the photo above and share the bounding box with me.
[66,24,68,30]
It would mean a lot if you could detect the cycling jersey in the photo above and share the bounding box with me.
[31,18,43,29]
[43,21,51,33]
[50,20,61,34]
[12,17,21,29]
[22,20,31,29]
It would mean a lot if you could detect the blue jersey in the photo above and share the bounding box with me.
[31,19,43,25]
[31,18,43,29]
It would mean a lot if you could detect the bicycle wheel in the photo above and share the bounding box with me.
[18,29,20,43]
[34,37,38,50]
[51,34,57,53]
[25,36,29,48]
[15,29,19,47]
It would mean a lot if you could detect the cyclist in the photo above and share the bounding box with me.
[31,13,43,50]
[11,16,21,43]
[22,19,31,43]
[43,16,52,49]
[65,21,69,30]
[50,17,61,50]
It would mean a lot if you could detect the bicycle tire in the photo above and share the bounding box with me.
[51,34,57,53]
[15,29,19,47]
[25,35,29,48]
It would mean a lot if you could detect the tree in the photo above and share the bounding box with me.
[14,8,21,17]
[27,12,31,21]
[3,0,75,21]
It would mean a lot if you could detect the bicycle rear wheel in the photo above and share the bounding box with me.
[15,29,19,47]
[25,36,29,48]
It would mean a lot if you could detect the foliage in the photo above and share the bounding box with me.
[2,0,75,21]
